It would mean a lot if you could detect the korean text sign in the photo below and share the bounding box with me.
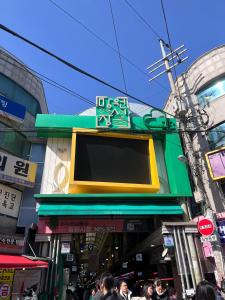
[0,95,26,123]
[0,151,37,187]
[0,269,14,300]
[0,183,22,218]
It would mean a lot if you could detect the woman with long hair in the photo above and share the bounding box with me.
[142,283,154,300]
[195,281,216,300]
[99,272,120,300]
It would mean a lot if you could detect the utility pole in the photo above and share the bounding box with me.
[148,39,225,292]
[147,40,203,298]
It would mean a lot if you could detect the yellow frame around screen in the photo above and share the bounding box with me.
[69,128,160,194]
[205,146,225,181]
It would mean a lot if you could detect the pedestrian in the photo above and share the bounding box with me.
[142,283,154,300]
[99,272,120,300]
[168,288,176,300]
[94,279,103,300]
[119,281,132,300]
[153,280,169,300]
[195,280,216,300]
[90,288,97,300]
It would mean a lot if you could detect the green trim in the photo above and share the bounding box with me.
[164,133,192,196]
[34,114,192,197]
[35,114,177,138]
[38,203,183,216]
[34,193,186,201]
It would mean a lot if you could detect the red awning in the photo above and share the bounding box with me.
[0,255,48,269]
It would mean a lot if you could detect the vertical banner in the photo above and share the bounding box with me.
[0,269,14,300]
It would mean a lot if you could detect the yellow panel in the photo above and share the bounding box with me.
[205,145,225,181]
[69,128,160,194]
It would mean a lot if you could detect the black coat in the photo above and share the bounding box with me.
[152,290,169,300]
[101,291,121,300]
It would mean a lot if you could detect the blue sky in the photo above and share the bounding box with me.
[0,0,224,114]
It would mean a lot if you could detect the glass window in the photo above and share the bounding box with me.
[207,122,225,149]
[197,77,225,107]
[0,121,30,158]
[220,180,225,197]
[0,73,41,116]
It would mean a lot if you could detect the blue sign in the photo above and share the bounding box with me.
[0,95,26,123]
[217,220,225,244]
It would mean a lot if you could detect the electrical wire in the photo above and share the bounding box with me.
[0,52,153,132]
[1,126,225,135]
[109,0,127,93]
[0,23,173,117]
[160,0,182,99]
[48,0,168,92]
[123,0,162,39]
[0,52,95,107]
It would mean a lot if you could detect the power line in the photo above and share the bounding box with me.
[0,52,157,131]
[0,52,95,107]
[0,23,172,116]
[109,0,127,93]
[123,0,162,39]
[48,0,168,92]
[1,125,225,135]
[160,0,182,98]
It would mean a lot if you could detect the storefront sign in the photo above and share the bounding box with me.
[200,235,217,243]
[0,269,14,300]
[163,235,174,247]
[12,269,41,300]
[0,151,37,187]
[96,96,130,129]
[66,254,74,262]
[217,220,225,244]
[0,234,24,253]
[136,253,143,262]
[0,95,26,123]
[125,219,150,232]
[38,218,124,234]
[61,242,70,254]
[198,218,215,236]
[0,184,22,218]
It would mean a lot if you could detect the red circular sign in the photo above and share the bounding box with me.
[198,218,215,236]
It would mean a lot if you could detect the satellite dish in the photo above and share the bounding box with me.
[162,248,168,258]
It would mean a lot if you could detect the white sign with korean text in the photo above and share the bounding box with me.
[200,234,218,243]
[0,151,37,187]
[0,184,22,218]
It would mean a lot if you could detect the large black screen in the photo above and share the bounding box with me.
[74,134,151,184]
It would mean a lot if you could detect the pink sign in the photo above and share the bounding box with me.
[216,212,225,220]
[38,217,124,234]
[208,150,225,178]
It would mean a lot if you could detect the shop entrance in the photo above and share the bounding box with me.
[36,217,180,299]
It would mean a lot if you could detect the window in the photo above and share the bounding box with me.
[197,77,225,107]
[207,122,225,149]
[220,180,225,197]
[0,73,41,116]
[0,121,30,158]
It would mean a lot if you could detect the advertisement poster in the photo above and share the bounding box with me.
[0,269,14,300]
[12,269,41,300]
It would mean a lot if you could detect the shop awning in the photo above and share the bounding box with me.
[0,255,48,269]
[38,203,183,216]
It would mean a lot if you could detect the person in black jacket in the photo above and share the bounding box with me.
[152,280,169,300]
[99,272,121,300]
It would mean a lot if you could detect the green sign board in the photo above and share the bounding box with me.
[96,96,130,129]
